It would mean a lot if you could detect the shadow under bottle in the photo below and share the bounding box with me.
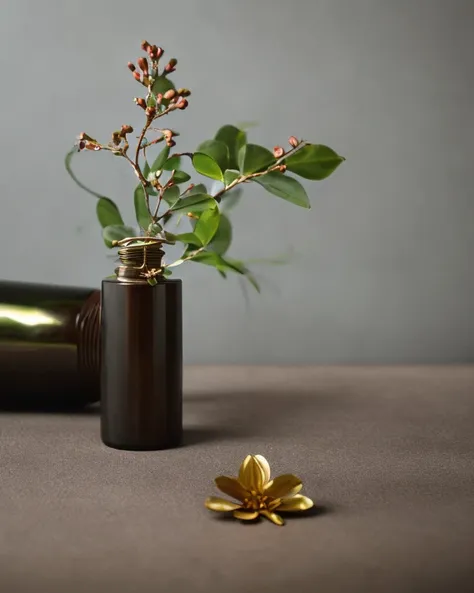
[100,240,182,451]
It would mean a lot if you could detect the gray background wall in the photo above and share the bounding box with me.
[0,0,472,364]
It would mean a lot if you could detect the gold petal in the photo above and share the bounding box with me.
[278,494,314,512]
[268,498,282,511]
[205,497,241,512]
[260,510,285,526]
[265,479,302,497]
[254,455,271,484]
[215,476,249,502]
[264,474,302,499]
[238,455,266,493]
[233,510,259,521]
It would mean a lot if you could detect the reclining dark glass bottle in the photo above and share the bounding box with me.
[0,280,101,409]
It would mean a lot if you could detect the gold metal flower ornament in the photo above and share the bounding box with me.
[205,454,313,526]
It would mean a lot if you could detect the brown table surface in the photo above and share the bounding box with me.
[1,366,474,593]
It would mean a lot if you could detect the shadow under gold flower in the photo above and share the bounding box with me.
[205,454,313,526]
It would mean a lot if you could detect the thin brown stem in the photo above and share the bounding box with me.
[135,123,150,169]
[153,189,164,220]
[213,141,309,202]
[137,106,174,154]
[153,173,176,219]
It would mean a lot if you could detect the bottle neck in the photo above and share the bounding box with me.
[114,239,165,283]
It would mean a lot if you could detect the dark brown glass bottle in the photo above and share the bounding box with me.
[0,280,101,409]
[100,241,182,451]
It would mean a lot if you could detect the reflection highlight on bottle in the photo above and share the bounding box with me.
[0,305,62,327]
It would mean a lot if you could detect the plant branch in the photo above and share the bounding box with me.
[153,173,176,219]
[153,188,164,219]
[165,246,205,269]
[213,140,309,203]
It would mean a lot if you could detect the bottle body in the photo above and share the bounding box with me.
[0,280,101,408]
[100,278,182,450]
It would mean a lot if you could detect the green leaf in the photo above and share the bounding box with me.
[102,225,136,248]
[143,160,151,178]
[162,185,180,206]
[174,232,203,246]
[163,231,177,244]
[170,193,217,213]
[238,144,275,174]
[285,144,345,180]
[96,197,124,228]
[148,222,162,236]
[192,153,224,181]
[138,179,157,196]
[224,170,241,187]
[194,207,220,246]
[150,146,170,173]
[253,172,310,208]
[244,272,261,293]
[196,140,229,172]
[188,251,231,271]
[134,186,153,229]
[215,125,247,170]
[173,171,191,184]
[151,76,175,103]
[209,213,232,254]
[224,258,261,292]
[163,155,181,171]
[184,183,207,196]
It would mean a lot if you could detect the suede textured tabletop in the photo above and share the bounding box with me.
[1,366,474,593]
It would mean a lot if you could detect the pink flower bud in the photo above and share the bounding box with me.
[127,62,136,72]
[163,89,176,100]
[273,146,285,158]
[177,98,188,110]
[279,164,287,173]
[288,136,299,148]
[135,97,147,110]
[141,40,150,51]
[133,71,141,82]
[156,93,163,105]
[137,57,149,75]
[165,59,177,73]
